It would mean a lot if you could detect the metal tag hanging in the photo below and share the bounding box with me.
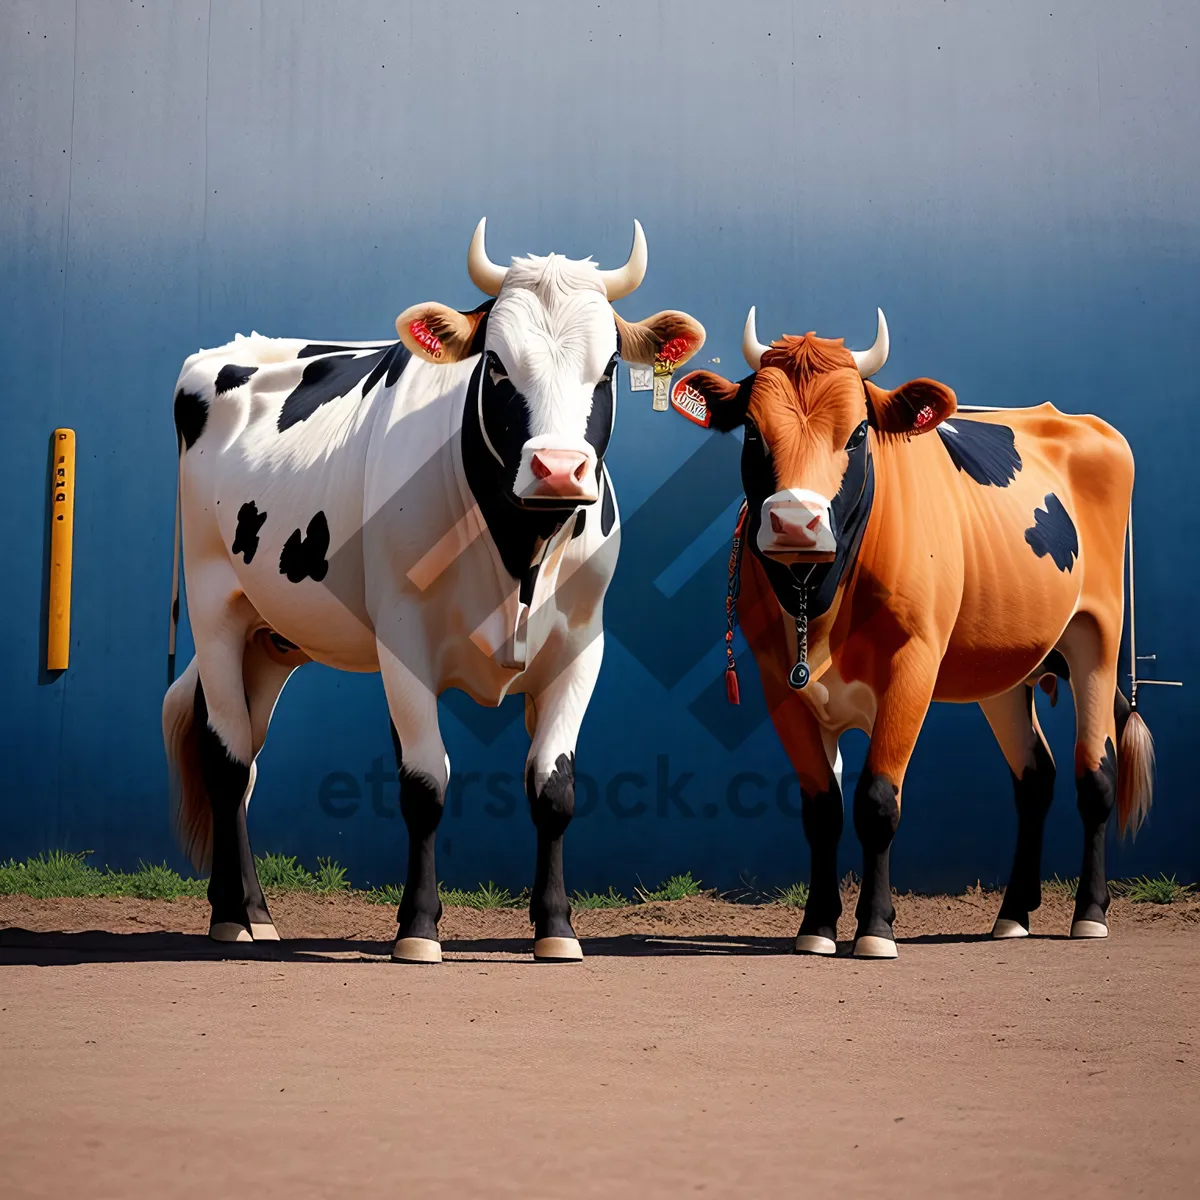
[652,361,672,412]
[789,586,810,690]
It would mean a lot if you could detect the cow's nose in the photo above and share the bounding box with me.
[529,449,591,497]
[768,502,825,547]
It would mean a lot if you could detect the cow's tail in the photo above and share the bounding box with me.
[163,655,213,873]
[167,435,183,685]
[1117,499,1155,839]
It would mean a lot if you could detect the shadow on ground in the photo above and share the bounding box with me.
[0,926,1039,966]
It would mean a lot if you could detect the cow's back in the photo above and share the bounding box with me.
[844,403,1132,702]
[175,334,410,671]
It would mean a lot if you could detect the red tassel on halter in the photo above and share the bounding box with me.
[724,501,749,706]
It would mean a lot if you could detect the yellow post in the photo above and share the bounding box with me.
[47,428,76,671]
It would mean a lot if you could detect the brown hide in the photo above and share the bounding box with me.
[740,401,1134,799]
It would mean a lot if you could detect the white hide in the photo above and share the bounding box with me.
[174,257,623,779]
[485,254,617,500]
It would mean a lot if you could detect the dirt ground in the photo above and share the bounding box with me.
[2,891,1197,1199]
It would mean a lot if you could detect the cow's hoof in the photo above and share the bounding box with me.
[250,922,280,942]
[853,935,898,959]
[794,934,837,956]
[533,936,583,962]
[209,922,253,944]
[1070,919,1108,939]
[992,918,1030,940]
[392,937,443,964]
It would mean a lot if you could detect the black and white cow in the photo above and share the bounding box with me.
[163,221,705,962]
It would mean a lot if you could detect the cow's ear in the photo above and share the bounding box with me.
[866,377,957,435]
[615,311,706,371]
[396,300,492,363]
[670,370,752,432]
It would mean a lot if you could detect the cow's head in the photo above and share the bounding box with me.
[671,307,956,566]
[396,220,705,509]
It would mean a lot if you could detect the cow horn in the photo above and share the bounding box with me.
[467,217,508,296]
[743,306,769,369]
[850,308,890,378]
[597,220,648,302]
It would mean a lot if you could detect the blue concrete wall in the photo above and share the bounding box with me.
[2,1,1196,894]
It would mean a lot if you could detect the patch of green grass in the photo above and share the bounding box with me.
[1117,874,1195,905]
[0,851,206,900]
[313,857,349,894]
[363,882,405,907]
[123,861,207,900]
[254,853,316,890]
[775,881,810,908]
[439,880,520,910]
[0,850,109,898]
[1043,874,1079,899]
[635,872,703,903]
[571,887,628,910]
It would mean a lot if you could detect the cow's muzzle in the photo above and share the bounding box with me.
[513,437,599,505]
[758,489,836,563]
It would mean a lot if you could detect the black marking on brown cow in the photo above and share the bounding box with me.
[937,418,1022,486]
[852,770,900,945]
[278,342,412,432]
[1073,737,1117,927]
[797,764,844,945]
[232,501,267,564]
[997,699,1056,931]
[279,511,330,582]
[1024,493,1078,572]
[174,389,208,450]
[215,364,258,395]
[600,466,616,537]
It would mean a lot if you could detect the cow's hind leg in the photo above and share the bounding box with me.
[189,585,262,943]
[1057,613,1120,939]
[979,685,1056,938]
[233,632,303,940]
[523,637,605,963]
[379,648,447,964]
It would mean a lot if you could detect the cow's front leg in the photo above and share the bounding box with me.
[379,651,447,964]
[854,643,939,959]
[760,677,844,955]
[524,637,604,962]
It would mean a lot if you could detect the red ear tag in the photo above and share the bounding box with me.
[410,319,442,357]
[913,404,936,430]
[656,335,694,369]
[670,376,712,428]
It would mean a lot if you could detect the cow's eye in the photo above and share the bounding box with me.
[845,421,868,451]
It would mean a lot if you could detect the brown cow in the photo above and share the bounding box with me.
[670,308,1154,958]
